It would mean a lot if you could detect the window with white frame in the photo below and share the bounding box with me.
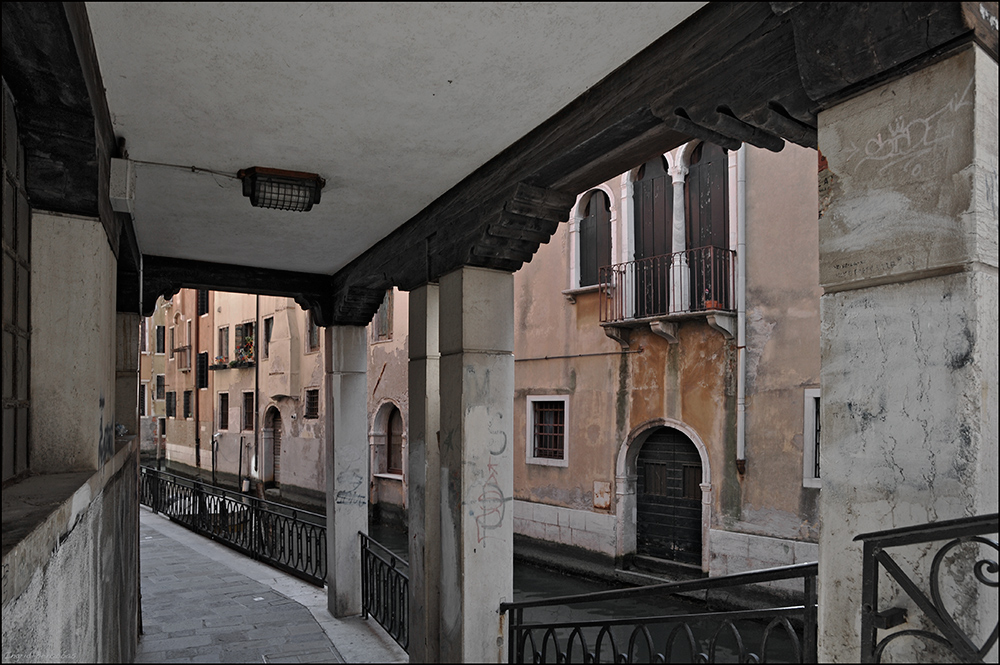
[803,388,821,488]
[526,395,569,467]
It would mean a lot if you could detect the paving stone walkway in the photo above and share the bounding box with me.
[136,507,407,663]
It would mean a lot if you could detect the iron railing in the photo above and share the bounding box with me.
[360,531,409,651]
[599,246,736,324]
[139,466,327,586]
[855,512,999,663]
[500,562,817,663]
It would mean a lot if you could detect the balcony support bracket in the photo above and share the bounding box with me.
[650,320,680,344]
[707,313,736,340]
[603,325,632,350]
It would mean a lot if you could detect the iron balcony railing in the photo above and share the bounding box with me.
[500,561,817,663]
[360,531,409,651]
[599,246,736,324]
[139,466,327,586]
[855,512,999,663]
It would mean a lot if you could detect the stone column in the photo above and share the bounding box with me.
[816,46,997,662]
[324,324,369,617]
[407,284,441,663]
[438,266,514,663]
[668,163,690,312]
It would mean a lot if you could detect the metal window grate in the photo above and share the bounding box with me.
[304,389,319,419]
[183,390,192,418]
[532,401,565,459]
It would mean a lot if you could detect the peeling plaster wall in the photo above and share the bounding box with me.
[816,47,998,662]
[30,212,117,472]
[739,143,822,541]
[1,448,139,663]
[367,288,409,511]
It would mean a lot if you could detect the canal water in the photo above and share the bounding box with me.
[369,522,800,662]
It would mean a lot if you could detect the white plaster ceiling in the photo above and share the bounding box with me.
[86,2,704,275]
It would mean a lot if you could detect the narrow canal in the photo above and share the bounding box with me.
[368,522,800,662]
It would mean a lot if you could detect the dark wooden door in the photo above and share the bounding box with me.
[685,142,730,309]
[632,156,672,317]
[636,428,702,565]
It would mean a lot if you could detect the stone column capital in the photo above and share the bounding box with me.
[668,164,689,182]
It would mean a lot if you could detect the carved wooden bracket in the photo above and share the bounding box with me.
[467,182,575,272]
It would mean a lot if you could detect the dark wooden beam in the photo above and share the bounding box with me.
[782,2,996,110]
[141,255,332,319]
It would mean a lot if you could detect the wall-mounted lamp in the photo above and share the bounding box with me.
[237,166,325,212]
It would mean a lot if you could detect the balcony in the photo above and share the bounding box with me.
[173,344,192,371]
[599,246,735,324]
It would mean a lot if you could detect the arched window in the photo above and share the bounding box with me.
[632,156,671,317]
[387,407,404,474]
[579,191,612,287]
[685,142,730,309]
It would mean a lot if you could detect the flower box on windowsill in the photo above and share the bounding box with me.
[208,360,255,370]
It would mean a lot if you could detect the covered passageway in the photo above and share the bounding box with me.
[2,3,996,662]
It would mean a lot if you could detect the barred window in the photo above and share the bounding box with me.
[155,325,165,354]
[304,388,319,419]
[166,391,177,418]
[526,396,569,466]
[138,384,146,417]
[156,375,165,399]
[183,390,192,418]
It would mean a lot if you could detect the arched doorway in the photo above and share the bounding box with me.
[635,427,703,565]
[264,407,282,488]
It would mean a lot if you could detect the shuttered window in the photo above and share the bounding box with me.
[243,392,254,431]
[196,352,208,388]
[579,191,612,287]
[218,393,229,430]
[2,81,31,483]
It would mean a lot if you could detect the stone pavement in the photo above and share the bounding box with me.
[137,507,408,663]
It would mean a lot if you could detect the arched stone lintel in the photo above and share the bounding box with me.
[614,417,713,571]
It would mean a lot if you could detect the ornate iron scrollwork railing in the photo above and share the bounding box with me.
[500,561,817,663]
[360,531,409,651]
[139,466,327,586]
[855,512,999,663]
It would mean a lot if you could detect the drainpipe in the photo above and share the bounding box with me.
[736,145,747,475]
[195,295,201,478]
[254,294,262,498]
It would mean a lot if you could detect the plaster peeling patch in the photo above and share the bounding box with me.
[744,307,774,390]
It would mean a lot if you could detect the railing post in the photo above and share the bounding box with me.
[859,541,878,663]
[804,572,818,663]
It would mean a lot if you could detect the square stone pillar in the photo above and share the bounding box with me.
[324,324,369,617]
[407,284,441,662]
[438,267,514,663]
[816,46,997,662]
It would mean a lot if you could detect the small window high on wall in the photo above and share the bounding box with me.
[579,191,612,287]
